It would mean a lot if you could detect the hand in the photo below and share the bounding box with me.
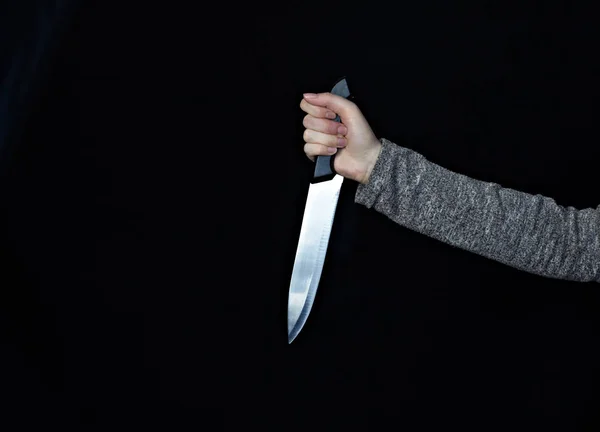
[300,92,382,184]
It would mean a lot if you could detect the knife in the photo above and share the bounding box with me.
[287,76,352,344]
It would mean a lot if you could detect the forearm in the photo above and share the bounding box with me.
[356,138,600,282]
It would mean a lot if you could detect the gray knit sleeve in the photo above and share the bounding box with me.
[355,138,600,283]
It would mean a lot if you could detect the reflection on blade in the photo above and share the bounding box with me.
[287,174,344,343]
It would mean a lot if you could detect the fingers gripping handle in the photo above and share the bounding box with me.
[312,112,341,182]
[312,76,352,183]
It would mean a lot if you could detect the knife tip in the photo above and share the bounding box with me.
[287,331,298,344]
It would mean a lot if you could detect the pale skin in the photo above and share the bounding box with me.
[300,92,382,184]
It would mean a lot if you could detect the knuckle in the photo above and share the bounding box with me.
[303,129,311,142]
[302,114,311,128]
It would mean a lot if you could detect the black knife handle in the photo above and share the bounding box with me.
[312,77,352,184]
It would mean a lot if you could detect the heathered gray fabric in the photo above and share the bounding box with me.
[355,138,600,282]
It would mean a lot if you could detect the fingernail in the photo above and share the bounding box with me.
[303,93,318,99]
[337,138,346,147]
[326,112,336,119]
[337,126,347,135]
[327,147,337,154]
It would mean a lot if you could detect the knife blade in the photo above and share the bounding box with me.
[287,76,352,344]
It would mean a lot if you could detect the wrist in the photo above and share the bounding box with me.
[360,138,382,184]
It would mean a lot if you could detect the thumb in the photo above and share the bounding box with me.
[303,92,355,117]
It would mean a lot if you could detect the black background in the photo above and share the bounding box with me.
[1,1,600,430]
